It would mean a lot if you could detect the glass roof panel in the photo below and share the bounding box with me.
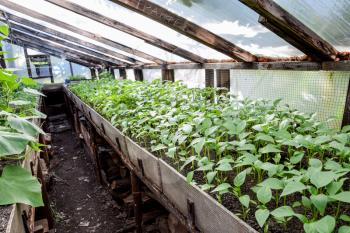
[150,0,302,57]
[68,0,231,60]
[274,0,350,52]
[3,0,188,63]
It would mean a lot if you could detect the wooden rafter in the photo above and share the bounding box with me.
[239,0,338,61]
[6,38,99,67]
[45,0,207,63]
[109,0,257,62]
[0,11,141,65]
[0,0,165,64]
[5,21,129,66]
[10,31,112,67]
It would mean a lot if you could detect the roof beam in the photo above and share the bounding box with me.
[10,31,113,67]
[5,21,129,66]
[6,38,99,67]
[239,0,338,61]
[109,0,257,62]
[1,11,141,65]
[0,0,165,64]
[45,0,207,63]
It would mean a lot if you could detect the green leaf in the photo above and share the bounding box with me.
[181,124,193,134]
[281,181,307,197]
[340,215,350,222]
[302,196,312,209]
[0,165,43,207]
[0,131,33,157]
[192,137,205,154]
[255,133,274,143]
[151,144,167,152]
[259,144,281,154]
[326,179,345,195]
[216,162,232,172]
[239,195,250,208]
[257,186,272,204]
[211,183,231,193]
[310,194,328,215]
[271,206,295,218]
[0,23,9,36]
[341,125,350,133]
[330,192,350,203]
[9,100,32,106]
[180,156,196,171]
[290,151,304,164]
[8,116,45,137]
[339,226,350,233]
[258,178,283,190]
[237,143,256,152]
[255,209,269,228]
[309,158,323,170]
[20,77,37,87]
[200,183,214,191]
[186,171,194,183]
[206,171,217,184]
[23,87,46,97]
[303,215,335,233]
[310,171,335,189]
[233,169,247,187]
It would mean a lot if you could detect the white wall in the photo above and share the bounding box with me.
[143,69,161,82]
[174,69,205,88]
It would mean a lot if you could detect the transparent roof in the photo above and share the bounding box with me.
[69,0,231,60]
[3,0,191,63]
[150,0,303,57]
[275,0,350,52]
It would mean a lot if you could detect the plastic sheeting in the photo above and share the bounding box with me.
[275,0,350,52]
[2,41,28,78]
[151,0,302,57]
[143,69,161,82]
[174,69,205,88]
[230,70,350,129]
[126,69,135,81]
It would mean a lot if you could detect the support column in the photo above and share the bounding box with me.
[119,68,126,79]
[0,46,6,68]
[131,172,142,233]
[205,69,214,87]
[69,61,74,76]
[23,46,33,78]
[161,69,174,82]
[134,69,143,81]
[90,68,96,80]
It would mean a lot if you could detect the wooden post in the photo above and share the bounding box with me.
[119,68,126,79]
[342,80,350,127]
[134,69,143,81]
[205,69,214,87]
[131,172,142,233]
[0,46,6,68]
[47,55,54,83]
[69,61,74,76]
[161,69,174,82]
[216,69,230,90]
[90,68,96,80]
[23,46,32,78]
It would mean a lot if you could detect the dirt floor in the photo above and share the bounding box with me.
[48,116,128,233]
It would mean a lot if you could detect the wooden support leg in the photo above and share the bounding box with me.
[131,172,142,233]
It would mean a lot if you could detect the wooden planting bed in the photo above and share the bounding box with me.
[63,85,257,233]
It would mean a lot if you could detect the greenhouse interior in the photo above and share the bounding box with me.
[1,0,350,233]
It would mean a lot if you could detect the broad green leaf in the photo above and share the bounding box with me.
[257,186,272,204]
[215,162,232,172]
[180,156,196,171]
[341,125,350,133]
[200,183,214,191]
[166,147,176,158]
[324,160,342,171]
[330,192,350,203]
[255,133,274,143]
[237,143,256,152]
[310,194,328,215]
[309,158,323,170]
[0,165,43,207]
[326,179,345,195]
[8,116,45,137]
[196,163,214,171]
[181,124,192,134]
[252,124,268,132]
[340,215,350,222]
[0,23,9,36]
[281,181,307,197]
[193,137,205,154]
[23,87,46,97]
[211,183,231,193]
[314,135,331,145]
[0,131,33,157]
[259,144,281,154]
[255,209,269,228]
[302,196,312,209]
[304,215,335,233]
[239,195,250,208]
[186,171,194,183]
[205,126,219,136]
[258,178,283,190]
[310,171,335,189]
[271,206,295,218]
[233,170,247,187]
[206,171,217,184]
[9,100,31,106]
[20,77,37,87]
[290,151,304,164]
[339,226,350,233]
[151,144,167,152]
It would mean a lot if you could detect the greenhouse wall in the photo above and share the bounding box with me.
[174,69,205,88]
[143,69,161,82]
[126,69,135,81]
[2,42,28,78]
[229,70,350,129]
[71,62,91,79]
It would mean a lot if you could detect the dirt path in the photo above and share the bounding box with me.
[49,118,127,233]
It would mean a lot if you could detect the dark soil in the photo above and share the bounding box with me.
[0,205,12,233]
[49,120,127,233]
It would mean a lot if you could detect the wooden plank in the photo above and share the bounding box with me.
[134,69,143,81]
[11,30,114,67]
[161,69,174,82]
[342,79,350,127]
[8,23,129,66]
[0,11,141,64]
[109,0,257,62]
[45,0,207,63]
[7,37,101,67]
[239,0,338,61]
[0,0,164,64]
